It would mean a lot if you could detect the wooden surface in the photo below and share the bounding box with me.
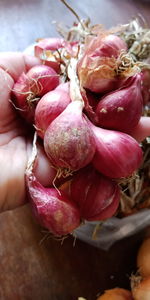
[0,0,150,299]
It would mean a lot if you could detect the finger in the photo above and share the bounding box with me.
[0,68,15,131]
[130,116,150,142]
[0,53,40,131]
[0,52,40,81]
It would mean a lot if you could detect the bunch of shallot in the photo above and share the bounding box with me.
[11,11,150,237]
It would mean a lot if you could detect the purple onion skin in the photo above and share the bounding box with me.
[26,173,81,236]
[70,165,120,221]
[34,89,71,139]
[91,124,143,179]
[44,101,96,171]
[96,74,143,133]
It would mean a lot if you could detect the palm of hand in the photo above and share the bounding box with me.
[0,53,55,211]
[0,60,30,211]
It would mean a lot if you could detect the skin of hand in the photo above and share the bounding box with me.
[0,52,150,212]
[0,52,56,212]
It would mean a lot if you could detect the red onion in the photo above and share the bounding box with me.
[35,37,78,72]
[44,101,96,172]
[26,172,80,236]
[34,38,65,72]
[96,74,143,133]
[26,65,60,97]
[35,38,65,53]
[35,88,71,139]
[12,65,59,123]
[77,34,127,93]
[64,165,120,221]
[56,81,70,93]
[89,122,143,178]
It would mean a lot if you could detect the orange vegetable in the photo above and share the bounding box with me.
[96,287,133,300]
[132,276,150,300]
[137,238,150,278]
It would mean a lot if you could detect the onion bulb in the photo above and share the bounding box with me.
[89,122,143,179]
[12,64,59,123]
[35,87,71,138]
[26,171,81,236]
[62,165,120,221]
[95,74,143,133]
[44,101,96,172]
[78,34,127,93]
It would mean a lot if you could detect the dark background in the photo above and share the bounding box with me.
[0,0,150,299]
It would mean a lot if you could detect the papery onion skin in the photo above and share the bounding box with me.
[96,74,143,133]
[132,277,150,300]
[35,37,65,52]
[34,38,65,72]
[77,34,127,93]
[97,288,133,300]
[90,122,143,179]
[12,65,59,123]
[137,238,150,278]
[66,165,120,221]
[11,72,34,123]
[26,172,81,236]
[44,101,96,171]
[34,37,79,72]
[26,65,60,97]
[35,87,71,139]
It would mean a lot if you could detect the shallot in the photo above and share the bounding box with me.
[34,37,65,71]
[26,171,81,236]
[12,65,59,123]
[63,165,120,221]
[89,122,143,178]
[77,34,127,93]
[35,86,71,138]
[96,74,143,133]
[44,101,96,172]
[35,37,78,71]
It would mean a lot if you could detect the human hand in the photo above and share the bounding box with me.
[0,52,149,212]
[0,52,56,212]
